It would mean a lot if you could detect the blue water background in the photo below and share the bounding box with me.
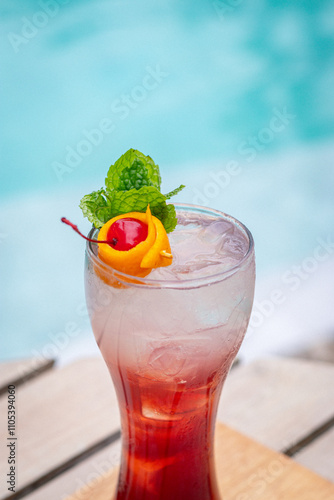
[1,0,334,360]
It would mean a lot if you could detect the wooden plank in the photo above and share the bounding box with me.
[218,356,334,452]
[0,358,55,395]
[65,423,334,500]
[24,440,121,500]
[294,426,334,483]
[0,357,120,499]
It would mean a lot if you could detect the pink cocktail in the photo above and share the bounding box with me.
[85,204,255,499]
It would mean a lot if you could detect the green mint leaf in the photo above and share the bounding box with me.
[79,150,185,233]
[107,186,176,233]
[79,189,113,228]
[108,186,165,215]
[151,203,177,233]
[164,184,186,200]
[105,149,161,192]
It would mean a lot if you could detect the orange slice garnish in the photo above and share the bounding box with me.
[97,205,172,279]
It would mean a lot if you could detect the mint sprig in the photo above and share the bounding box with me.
[164,185,186,200]
[79,149,185,233]
[105,149,161,191]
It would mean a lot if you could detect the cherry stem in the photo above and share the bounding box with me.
[61,217,116,246]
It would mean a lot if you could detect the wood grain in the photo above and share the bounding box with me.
[0,358,120,499]
[218,357,334,452]
[0,357,54,395]
[66,423,334,500]
[24,440,121,500]
[294,426,334,483]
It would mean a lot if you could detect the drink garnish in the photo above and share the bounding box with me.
[79,149,185,233]
[97,205,172,277]
[62,149,184,278]
[61,218,116,245]
[106,217,148,251]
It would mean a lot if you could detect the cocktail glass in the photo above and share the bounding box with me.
[85,204,255,500]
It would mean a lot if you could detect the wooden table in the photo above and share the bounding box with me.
[0,356,333,499]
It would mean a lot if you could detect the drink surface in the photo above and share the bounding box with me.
[149,210,250,281]
[85,206,255,500]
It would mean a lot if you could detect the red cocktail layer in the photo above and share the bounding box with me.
[111,366,225,500]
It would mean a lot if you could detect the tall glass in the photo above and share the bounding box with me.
[85,204,255,500]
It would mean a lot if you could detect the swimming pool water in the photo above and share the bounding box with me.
[1,0,334,196]
[1,0,334,360]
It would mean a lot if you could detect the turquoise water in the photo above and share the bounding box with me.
[1,0,334,195]
[1,0,334,359]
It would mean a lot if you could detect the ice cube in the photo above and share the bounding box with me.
[198,219,234,245]
[141,404,183,421]
[222,234,248,259]
[148,345,185,376]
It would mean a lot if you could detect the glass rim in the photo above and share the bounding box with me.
[85,203,254,289]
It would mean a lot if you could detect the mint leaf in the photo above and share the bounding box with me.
[164,184,185,200]
[107,186,165,216]
[118,161,152,190]
[79,149,185,233]
[79,189,112,228]
[104,186,176,233]
[105,149,161,192]
[151,203,177,233]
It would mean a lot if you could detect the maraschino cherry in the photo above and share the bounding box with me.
[61,217,148,250]
[106,218,148,250]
